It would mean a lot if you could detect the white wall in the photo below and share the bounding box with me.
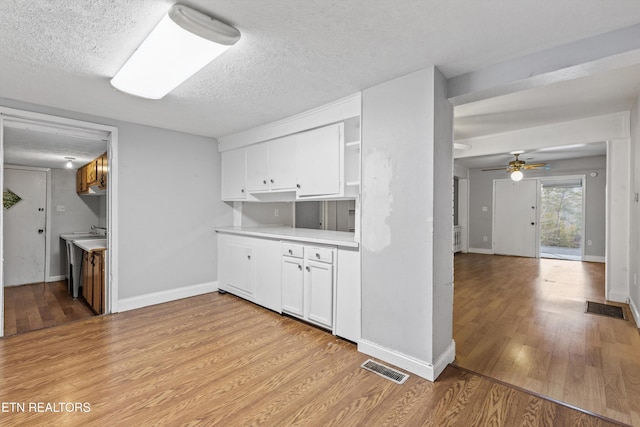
[241,202,294,227]
[49,168,102,278]
[360,67,454,381]
[1,97,233,305]
[630,95,640,325]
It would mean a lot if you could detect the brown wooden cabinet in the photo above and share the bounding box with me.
[76,151,108,195]
[76,165,88,193]
[81,249,105,314]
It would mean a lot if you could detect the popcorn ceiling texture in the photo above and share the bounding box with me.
[1,0,640,138]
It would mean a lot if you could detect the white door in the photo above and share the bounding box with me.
[3,168,47,286]
[493,179,538,258]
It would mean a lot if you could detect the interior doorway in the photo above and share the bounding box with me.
[0,107,118,337]
[539,178,584,261]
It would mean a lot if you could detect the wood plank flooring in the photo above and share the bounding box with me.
[3,280,95,336]
[0,292,622,426]
[454,253,640,426]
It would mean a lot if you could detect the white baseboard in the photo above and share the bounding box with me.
[606,291,628,304]
[583,255,605,263]
[468,247,493,255]
[47,275,66,282]
[358,339,456,382]
[116,281,218,312]
[629,297,640,328]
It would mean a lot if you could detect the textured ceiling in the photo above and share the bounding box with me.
[2,0,640,140]
[3,127,107,170]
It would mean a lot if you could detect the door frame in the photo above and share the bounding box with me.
[0,107,119,337]
[537,174,587,261]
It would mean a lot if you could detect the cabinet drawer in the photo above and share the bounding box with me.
[282,242,304,258]
[306,247,333,263]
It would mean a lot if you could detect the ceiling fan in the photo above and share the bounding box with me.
[482,153,548,181]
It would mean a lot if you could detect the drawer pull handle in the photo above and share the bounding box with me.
[247,255,251,260]
[316,253,320,259]
[288,249,293,255]
[306,266,310,272]
[298,265,302,270]
[263,180,267,184]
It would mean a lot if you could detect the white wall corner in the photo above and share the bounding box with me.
[116,281,218,312]
[629,297,640,328]
[358,339,456,382]
[607,290,629,304]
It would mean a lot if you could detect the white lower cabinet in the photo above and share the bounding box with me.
[217,233,282,312]
[281,243,335,330]
[218,231,359,340]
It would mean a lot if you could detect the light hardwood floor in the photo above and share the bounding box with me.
[3,280,95,336]
[0,292,622,426]
[454,253,640,426]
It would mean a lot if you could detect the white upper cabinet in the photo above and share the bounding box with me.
[246,135,298,193]
[245,143,269,192]
[268,135,297,190]
[296,123,342,197]
[221,148,246,201]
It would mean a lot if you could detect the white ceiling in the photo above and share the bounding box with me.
[3,127,107,170]
[2,0,640,140]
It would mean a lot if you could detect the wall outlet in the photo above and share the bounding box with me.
[483,236,488,242]
[481,206,488,212]
[274,208,279,217]
[587,240,592,246]
[56,205,65,212]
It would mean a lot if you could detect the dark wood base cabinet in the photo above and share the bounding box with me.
[81,249,105,314]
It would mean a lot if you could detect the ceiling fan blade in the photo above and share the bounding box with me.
[481,167,508,172]
[523,163,549,169]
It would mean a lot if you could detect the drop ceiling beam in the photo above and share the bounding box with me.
[448,23,640,106]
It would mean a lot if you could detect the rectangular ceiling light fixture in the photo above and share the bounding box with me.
[110,4,240,100]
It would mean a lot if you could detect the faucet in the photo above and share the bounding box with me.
[91,225,107,236]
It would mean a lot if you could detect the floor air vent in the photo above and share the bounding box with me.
[361,359,409,384]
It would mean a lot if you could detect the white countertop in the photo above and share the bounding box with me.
[60,232,105,241]
[215,226,359,248]
[74,239,108,252]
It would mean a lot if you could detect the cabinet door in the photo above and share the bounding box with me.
[282,257,304,317]
[218,235,255,299]
[305,260,333,328]
[86,159,98,184]
[92,252,103,314]
[98,152,108,189]
[269,135,297,191]
[245,143,270,192]
[221,149,246,200]
[76,166,88,193]
[82,251,92,306]
[296,124,341,197]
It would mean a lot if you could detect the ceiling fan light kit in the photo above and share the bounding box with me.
[110,4,241,99]
[482,153,549,181]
